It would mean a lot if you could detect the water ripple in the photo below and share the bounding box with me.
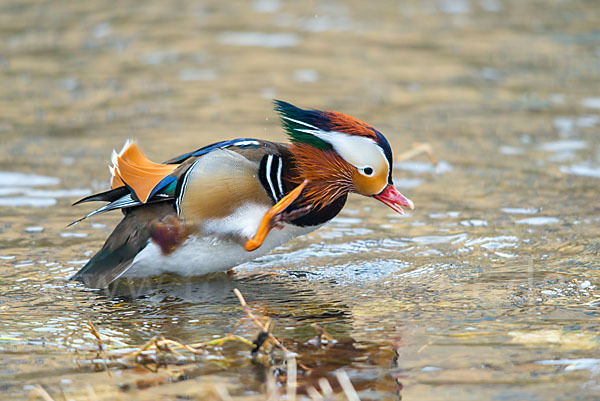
[516,217,560,225]
[218,32,300,48]
[560,163,600,178]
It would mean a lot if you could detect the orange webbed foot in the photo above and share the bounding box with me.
[244,180,310,252]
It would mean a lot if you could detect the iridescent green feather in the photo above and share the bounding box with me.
[274,100,333,150]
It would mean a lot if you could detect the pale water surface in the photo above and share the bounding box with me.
[0,0,599,400]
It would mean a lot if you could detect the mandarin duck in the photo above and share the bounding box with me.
[70,101,414,288]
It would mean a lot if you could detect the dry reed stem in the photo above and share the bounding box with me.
[86,321,104,351]
[121,336,157,360]
[190,334,254,349]
[266,367,279,401]
[28,385,55,401]
[213,383,234,401]
[336,371,361,401]
[287,355,297,401]
[396,143,438,165]
[417,341,433,353]
[306,385,325,401]
[318,378,334,400]
[311,323,336,343]
[86,384,98,401]
[86,321,111,376]
[117,334,254,363]
[233,288,291,355]
[85,321,129,347]
[156,337,184,356]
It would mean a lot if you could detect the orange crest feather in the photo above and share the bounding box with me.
[325,111,378,139]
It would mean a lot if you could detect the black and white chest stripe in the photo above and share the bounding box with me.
[259,154,285,203]
[175,158,201,215]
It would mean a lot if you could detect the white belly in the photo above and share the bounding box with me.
[122,223,316,278]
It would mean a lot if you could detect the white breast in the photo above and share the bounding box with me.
[122,203,317,278]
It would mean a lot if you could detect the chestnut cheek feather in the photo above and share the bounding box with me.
[290,144,354,208]
[291,144,390,206]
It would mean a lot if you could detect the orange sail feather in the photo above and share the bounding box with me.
[110,141,178,203]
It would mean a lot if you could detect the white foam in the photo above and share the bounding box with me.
[501,207,539,215]
[394,160,452,174]
[0,197,56,207]
[516,217,560,225]
[0,172,60,187]
[536,358,600,372]
[560,164,600,178]
[537,140,587,152]
[218,32,300,48]
[581,98,600,109]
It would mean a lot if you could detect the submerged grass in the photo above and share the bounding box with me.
[28,288,361,401]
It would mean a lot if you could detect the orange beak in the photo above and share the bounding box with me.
[373,185,414,215]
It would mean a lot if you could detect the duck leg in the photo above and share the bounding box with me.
[244,180,310,251]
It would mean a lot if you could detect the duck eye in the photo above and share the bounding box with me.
[363,167,374,176]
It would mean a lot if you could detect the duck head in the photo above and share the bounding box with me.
[275,100,414,214]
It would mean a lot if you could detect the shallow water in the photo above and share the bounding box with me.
[1,0,599,400]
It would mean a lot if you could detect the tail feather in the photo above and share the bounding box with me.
[111,141,178,202]
[68,194,144,227]
[70,141,181,226]
[72,186,129,206]
[70,202,174,288]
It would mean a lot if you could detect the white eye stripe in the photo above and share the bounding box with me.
[292,125,390,181]
[304,129,389,172]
